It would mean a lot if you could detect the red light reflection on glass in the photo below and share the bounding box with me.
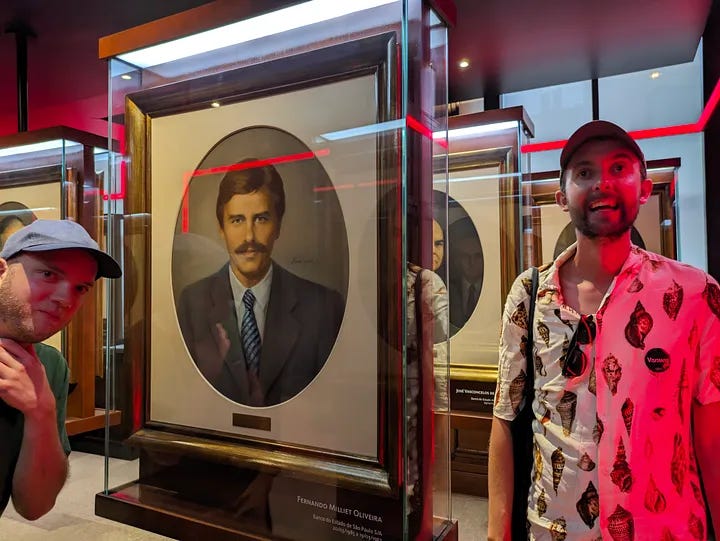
[180,149,330,233]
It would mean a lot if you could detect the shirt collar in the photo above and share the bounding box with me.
[537,242,645,303]
[228,263,273,312]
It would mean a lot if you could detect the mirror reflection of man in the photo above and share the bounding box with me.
[449,217,484,330]
[431,219,445,273]
[177,159,345,407]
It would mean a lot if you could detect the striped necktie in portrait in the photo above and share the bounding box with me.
[241,289,261,376]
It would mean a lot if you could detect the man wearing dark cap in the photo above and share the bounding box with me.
[489,121,719,539]
[0,219,121,520]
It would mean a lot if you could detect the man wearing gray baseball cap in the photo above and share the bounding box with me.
[0,219,120,519]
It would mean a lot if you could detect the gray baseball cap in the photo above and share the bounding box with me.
[560,120,647,183]
[0,219,122,279]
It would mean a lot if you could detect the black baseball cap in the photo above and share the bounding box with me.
[560,120,647,186]
[0,219,122,279]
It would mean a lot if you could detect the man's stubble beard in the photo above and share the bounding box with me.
[0,273,45,343]
[569,201,639,241]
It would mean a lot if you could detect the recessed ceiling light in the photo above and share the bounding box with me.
[650,71,661,79]
[120,74,132,80]
[458,59,470,69]
[211,101,221,108]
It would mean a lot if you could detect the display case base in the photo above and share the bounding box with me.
[70,432,139,460]
[449,411,491,497]
[96,482,458,541]
[65,408,122,437]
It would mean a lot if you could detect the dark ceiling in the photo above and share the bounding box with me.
[0,0,712,137]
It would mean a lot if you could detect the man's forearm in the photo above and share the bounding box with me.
[12,408,68,520]
[488,416,514,541]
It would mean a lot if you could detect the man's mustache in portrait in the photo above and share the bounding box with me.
[234,241,268,254]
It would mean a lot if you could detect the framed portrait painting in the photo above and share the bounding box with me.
[123,32,407,494]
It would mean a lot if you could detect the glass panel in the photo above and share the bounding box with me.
[101,1,451,539]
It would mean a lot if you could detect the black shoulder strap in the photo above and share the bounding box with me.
[525,267,539,386]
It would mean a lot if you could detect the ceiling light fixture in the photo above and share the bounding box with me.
[211,101,221,108]
[120,74,132,80]
[458,59,470,69]
[650,71,661,79]
[117,0,396,68]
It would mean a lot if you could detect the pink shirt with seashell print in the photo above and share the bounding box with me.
[495,243,720,540]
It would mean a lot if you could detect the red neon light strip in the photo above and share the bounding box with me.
[521,76,720,154]
[178,149,330,231]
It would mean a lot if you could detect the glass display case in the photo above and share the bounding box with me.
[0,126,120,437]
[96,1,456,539]
[432,107,534,496]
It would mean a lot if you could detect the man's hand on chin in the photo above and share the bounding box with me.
[0,338,55,417]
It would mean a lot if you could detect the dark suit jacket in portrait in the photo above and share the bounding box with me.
[177,262,345,407]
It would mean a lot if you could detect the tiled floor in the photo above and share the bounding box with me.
[0,452,488,540]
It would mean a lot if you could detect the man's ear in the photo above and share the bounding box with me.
[555,190,569,212]
[638,178,653,205]
[0,258,9,281]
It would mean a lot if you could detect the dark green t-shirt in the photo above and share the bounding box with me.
[0,343,71,515]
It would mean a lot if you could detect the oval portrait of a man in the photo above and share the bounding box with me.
[0,202,37,250]
[447,213,484,338]
[172,126,349,407]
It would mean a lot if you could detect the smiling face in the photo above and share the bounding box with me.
[556,139,652,241]
[0,249,97,343]
[219,187,281,288]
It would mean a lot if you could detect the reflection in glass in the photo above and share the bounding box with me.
[448,216,484,335]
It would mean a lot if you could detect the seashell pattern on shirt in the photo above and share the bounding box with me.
[575,480,599,529]
[578,452,596,472]
[621,398,634,436]
[627,277,644,293]
[556,391,577,436]
[551,447,565,495]
[624,301,653,350]
[670,433,686,496]
[662,280,683,320]
[593,415,604,445]
[537,320,550,346]
[508,369,527,414]
[690,481,704,508]
[588,359,596,395]
[703,279,720,319]
[549,517,567,541]
[534,440,543,482]
[678,358,688,423]
[537,488,548,517]
[535,351,546,377]
[602,354,622,395]
[607,504,635,541]
[710,356,720,391]
[643,475,666,513]
[510,301,529,330]
[660,527,678,541]
[610,438,632,493]
[688,512,705,540]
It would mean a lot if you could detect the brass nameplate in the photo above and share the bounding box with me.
[232,413,271,431]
